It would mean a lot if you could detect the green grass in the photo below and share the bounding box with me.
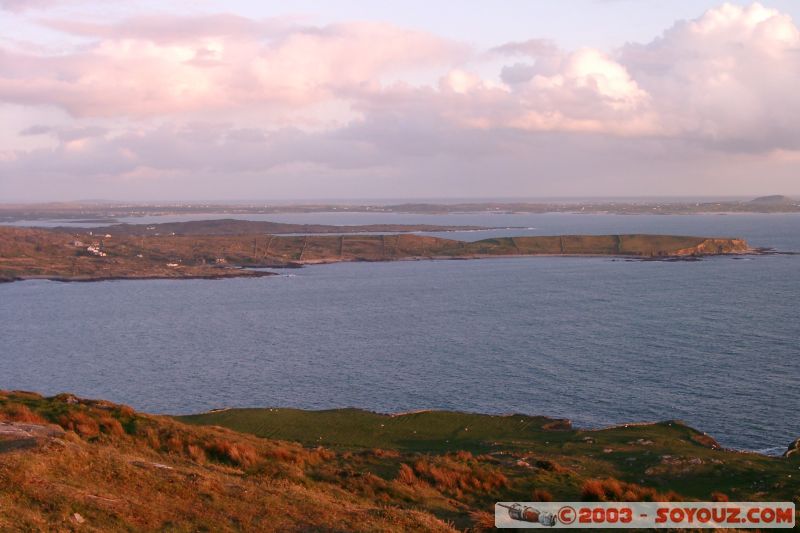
[179,409,567,453]
[178,408,800,501]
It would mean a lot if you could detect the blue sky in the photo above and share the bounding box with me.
[7,1,800,49]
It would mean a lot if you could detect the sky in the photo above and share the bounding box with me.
[1,1,799,201]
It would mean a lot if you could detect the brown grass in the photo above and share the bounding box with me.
[205,440,260,468]
[711,491,729,502]
[467,510,496,532]
[581,478,680,502]
[412,457,508,494]
[0,403,47,424]
[0,391,458,532]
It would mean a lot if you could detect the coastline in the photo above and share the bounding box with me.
[179,405,793,458]
[0,226,755,284]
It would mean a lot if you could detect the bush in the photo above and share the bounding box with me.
[411,457,508,493]
[58,412,100,438]
[396,463,418,485]
[205,440,260,468]
[581,478,681,502]
[469,510,497,532]
[711,491,729,502]
[0,403,47,424]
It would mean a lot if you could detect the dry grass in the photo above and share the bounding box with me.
[581,478,681,502]
[467,510,496,532]
[711,491,729,502]
[532,488,554,502]
[408,456,508,494]
[0,391,458,532]
[0,403,47,424]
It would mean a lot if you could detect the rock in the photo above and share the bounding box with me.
[0,422,64,440]
[130,460,174,470]
[0,422,66,452]
[54,393,80,405]
[72,513,85,524]
[691,433,721,449]
[784,438,799,458]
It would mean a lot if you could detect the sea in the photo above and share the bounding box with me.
[1,212,798,454]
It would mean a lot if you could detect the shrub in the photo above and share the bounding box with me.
[187,444,206,463]
[58,412,100,438]
[0,403,47,424]
[469,510,497,532]
[581,479,606,501]
[371,448,400,459]
[97,414,125,437]
[581,478,681,502]
[532,488,553,502]
[412,457,508,493]
[205,440,259,468]
[396,463,418,485]
[454,450,474,462]
[711,491,729,502]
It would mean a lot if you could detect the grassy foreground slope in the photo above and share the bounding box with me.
[180,408,800,503]
[0,391,454,532]
[1,392,798,531]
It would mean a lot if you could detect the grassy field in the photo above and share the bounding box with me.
[179,408,800,503]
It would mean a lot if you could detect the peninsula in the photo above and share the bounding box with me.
[0,225,751,283]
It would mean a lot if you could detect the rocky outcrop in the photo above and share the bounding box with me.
[0,421,65,453]
[673,238,750,256]
[784,438,799,458]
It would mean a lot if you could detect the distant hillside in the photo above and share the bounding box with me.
[749,195,795,205]
[52,218,489,236]
[0,226,752,283]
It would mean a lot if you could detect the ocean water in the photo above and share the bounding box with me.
[1,214,798,453]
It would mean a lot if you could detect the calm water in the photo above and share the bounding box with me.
[1,214,798,453]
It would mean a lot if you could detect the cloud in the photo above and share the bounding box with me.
[0,0,60,12]
[620,2,800,150]
[3,3,798,146]
[19,124,52,135]
[0,17,466,118]
[474,47,654,135]
[2,3,800,200]
[490,38,559,57]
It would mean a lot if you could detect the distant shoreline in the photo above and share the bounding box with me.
[1,196,799,225]
[0,226,753,284]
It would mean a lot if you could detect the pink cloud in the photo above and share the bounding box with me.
[0,0,61,12]
[0,17,466,117]
[2,3,800,201]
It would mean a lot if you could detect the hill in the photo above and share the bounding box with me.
[749,195,796,205]
[51,218,490,236]
[1,391,798,531]
[0,226,751,283]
